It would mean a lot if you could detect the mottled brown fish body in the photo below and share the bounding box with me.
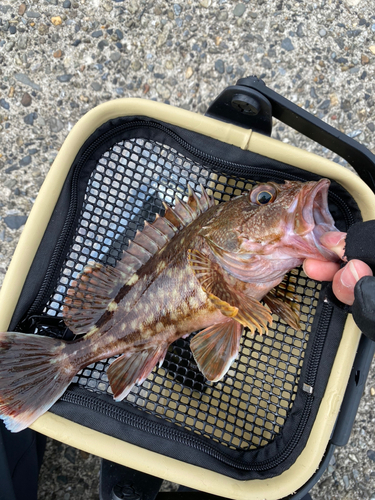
[67,212,230,374]
[0,180,339,432]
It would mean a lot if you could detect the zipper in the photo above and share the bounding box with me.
[304,299,333,387]
[59,388,311,472]
[58,299,333,473]
[24,119,355,319]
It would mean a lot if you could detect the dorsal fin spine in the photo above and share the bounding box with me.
[174,196,195,224]
[153,214,178,237]
[133,231,160,253]
[198,184,215,212]
[187,184,199,213]
[142,221,168,248]
[126,242,153,264]
[142,221,169,248]
[162,201,185,229]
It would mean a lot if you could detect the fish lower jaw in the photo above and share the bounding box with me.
[299,229,339,262]
[281,225,337,262]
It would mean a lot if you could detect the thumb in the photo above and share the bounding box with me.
[320,231,347,260]
[332,259,373,306]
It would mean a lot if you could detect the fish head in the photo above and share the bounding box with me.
[237,178,339,262]
[201,178,339,286]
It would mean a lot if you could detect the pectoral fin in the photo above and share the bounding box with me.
[188,249,273,335]
[263,290,301,331]
[107,345,168,401]
[205,293,238,317]
[190,319,243,382]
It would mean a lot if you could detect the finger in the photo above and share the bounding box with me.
[303,231,347,281]
[303,259,341,281]
[320,231,347,260]
[332,259,373,306]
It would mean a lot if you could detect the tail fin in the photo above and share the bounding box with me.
[0,332,77,432]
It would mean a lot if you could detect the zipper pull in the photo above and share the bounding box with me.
[302,383,314,394]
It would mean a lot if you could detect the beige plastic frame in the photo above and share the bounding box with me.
[1,99,375,500]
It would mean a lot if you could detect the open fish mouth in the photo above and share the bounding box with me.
[295,179,339,261]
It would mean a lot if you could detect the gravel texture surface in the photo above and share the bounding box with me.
[1,0,375,499]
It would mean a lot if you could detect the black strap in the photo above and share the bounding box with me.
[0,422,46,500]
[353,276,375,341]
[345,220,375,271]
[344,221,375,340]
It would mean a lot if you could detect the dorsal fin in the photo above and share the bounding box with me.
[126,241,153,265]
[63,185,214,336]
[141,220,169,248]
[194,184,214,213]
[161,184,215,230]
[116,183,214,285]
[63,262,128,335]
[187,184,200,213]
[132,230,160,254]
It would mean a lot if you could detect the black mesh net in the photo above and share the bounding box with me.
[36,137,320,451]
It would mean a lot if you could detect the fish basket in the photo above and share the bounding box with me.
[1,77,375,500]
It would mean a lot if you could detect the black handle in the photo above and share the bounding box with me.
[206,76,375,194]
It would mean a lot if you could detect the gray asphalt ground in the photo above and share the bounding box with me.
[1,0,375,499]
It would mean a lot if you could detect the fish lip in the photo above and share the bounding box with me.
[295,179,339,261]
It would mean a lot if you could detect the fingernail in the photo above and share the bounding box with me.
[341,261,360,288]
[320,231,346,248]
[302,261,308,276]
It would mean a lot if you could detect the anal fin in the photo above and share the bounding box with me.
[190,319,243,382]
[107,345,168,401]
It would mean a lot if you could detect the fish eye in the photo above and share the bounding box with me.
[256,191,274,205]
[250,185,277,205]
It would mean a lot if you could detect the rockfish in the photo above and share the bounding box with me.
[0,179,338,432]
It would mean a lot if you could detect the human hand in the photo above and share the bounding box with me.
[303,231,373,306]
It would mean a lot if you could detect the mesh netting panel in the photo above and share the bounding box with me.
[40,137,321,451]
